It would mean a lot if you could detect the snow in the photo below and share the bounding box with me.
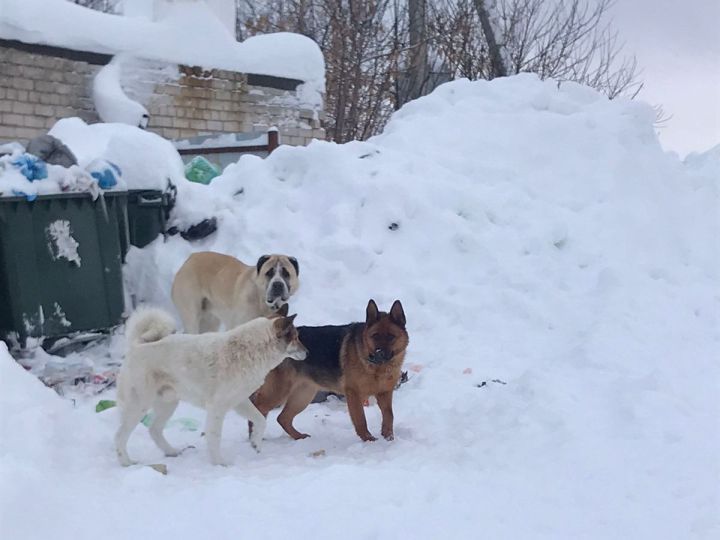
[1,74,719,539]
[49,117,183,192]
[174,132,269,151]
[92,56,150,127]
[46,220,81,267]
[0,0,325,96]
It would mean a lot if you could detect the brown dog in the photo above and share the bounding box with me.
[251,299,409,442]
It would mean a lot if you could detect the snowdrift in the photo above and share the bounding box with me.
[2,74,718,539]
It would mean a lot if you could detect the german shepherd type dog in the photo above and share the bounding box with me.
[251,299,409,442]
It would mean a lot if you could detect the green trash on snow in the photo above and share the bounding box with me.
[96,400,198,431]
[95,399,116,413]
[140,412,199,431]
[184,156,220,185]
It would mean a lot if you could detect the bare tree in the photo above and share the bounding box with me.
[397,0,429,107]
[432,0,641,98]
[82,0,645,141]
[472,0,510,77]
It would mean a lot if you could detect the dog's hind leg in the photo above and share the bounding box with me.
[149,397,181,457]
[277,382,317,440]
[234,399,267,452]
[205,403,231,466]
[115,400,148,466]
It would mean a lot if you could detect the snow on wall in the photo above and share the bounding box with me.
[0,0,325,95]
[0,44,324,145]
[92,56,150,127]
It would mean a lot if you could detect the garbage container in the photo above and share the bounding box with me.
[120,188,175,256]
[0,191,128,345]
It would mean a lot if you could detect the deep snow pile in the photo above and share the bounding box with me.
[1,75,718,539]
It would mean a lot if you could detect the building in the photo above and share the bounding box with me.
[0,0,325,147]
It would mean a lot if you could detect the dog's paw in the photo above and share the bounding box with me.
[250,441,262,453]
[382,432,394,441]
[359,433,377,442]
[210,458,232,467]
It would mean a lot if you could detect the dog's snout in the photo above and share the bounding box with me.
[369,348,389,364]
[271,281,284,295]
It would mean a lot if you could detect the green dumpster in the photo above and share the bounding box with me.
[0,192,128,345]
[120,189,174,256]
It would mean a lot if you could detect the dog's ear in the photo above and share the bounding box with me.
[389,300,406,328]
[288,256,299,276]
[256,255,271,274]
[274,314,297,337]
[276,303,289,317]
[366,299,379,325]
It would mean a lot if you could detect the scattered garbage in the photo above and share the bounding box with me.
[184,155,220,185]
[26,134,78,167]
[166,216,218,241]
[86,159,122,189]
[140,411,199,432]
[476,379,508,388]
[12,153,48,181]
[148,464,168,475]
[95,399,116,413]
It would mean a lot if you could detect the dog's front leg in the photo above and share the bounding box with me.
[345,389,376,442]
[205,405,231,466]
[376,391,395,441]
[235,399,267,452]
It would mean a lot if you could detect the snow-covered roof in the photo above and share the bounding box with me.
[0,0,325,90]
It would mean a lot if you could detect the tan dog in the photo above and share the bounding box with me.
[171,252,299,333]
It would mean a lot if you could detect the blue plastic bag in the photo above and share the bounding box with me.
[11,153,48,181]
[12,189,37,201]
[86,159,122,189]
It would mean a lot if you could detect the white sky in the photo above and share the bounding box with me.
[611,0,720,157]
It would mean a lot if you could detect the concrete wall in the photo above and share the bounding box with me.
[0,40,324,146]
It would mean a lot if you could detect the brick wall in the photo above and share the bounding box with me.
[0,41,325,146]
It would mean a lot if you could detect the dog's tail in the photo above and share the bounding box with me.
[125,307,176,345]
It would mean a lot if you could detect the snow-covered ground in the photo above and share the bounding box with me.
[1,74,718,539]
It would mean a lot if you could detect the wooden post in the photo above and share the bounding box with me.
[267,128,279,154]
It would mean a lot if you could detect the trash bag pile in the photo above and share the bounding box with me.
[0,135,126,201]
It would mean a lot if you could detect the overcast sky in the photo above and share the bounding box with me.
[611,0,720,157]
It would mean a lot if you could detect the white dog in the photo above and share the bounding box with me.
[115,307,307,466]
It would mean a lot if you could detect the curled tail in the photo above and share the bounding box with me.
[125,307,176,345]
